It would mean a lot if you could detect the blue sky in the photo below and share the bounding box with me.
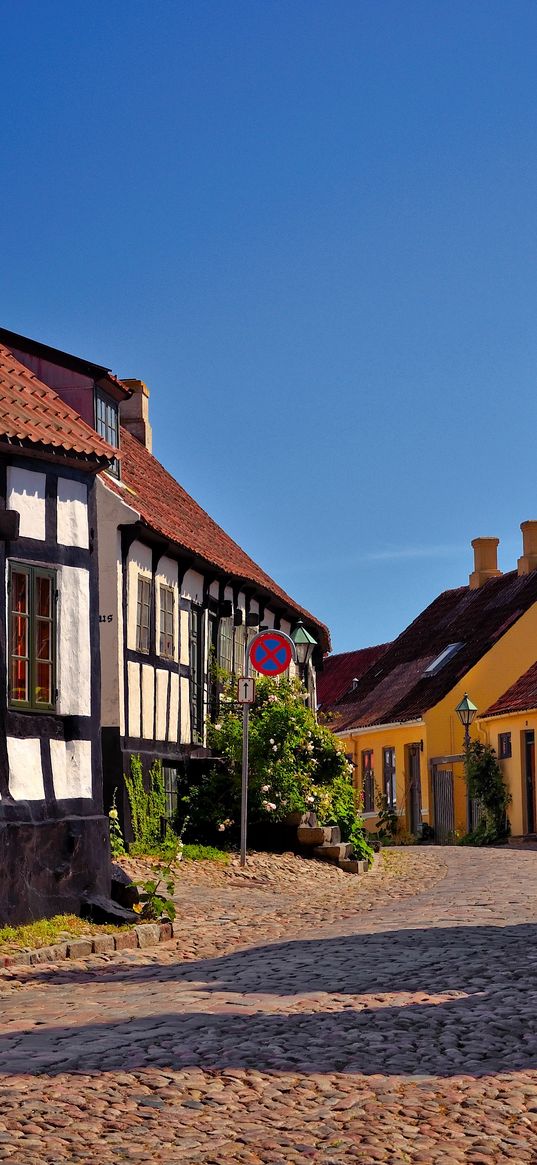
[2,1,537,652]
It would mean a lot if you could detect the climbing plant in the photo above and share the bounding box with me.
[125,755,168,854]
[461,740,511,845]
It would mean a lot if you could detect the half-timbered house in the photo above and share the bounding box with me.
[0,330,329,838]
[97,382,329,830]
[0,341,115,922]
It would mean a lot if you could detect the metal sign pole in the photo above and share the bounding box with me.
[238,628,296,869]
[240,700,249,868]
[240,634,251,868]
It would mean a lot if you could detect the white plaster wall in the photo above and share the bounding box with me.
[7,467,46,540]
[128,660,141,737]
[127,540,153,650]
[155,555,179,663]
[141,663,154,739]
[179,675,190,742]
[57,565,91,716]
[180,608,190,666]
[209,580,219,599]
[181,568,204,606]
[262,608,275,629]
[224,585,234,603]
[7,737,45,800]
[96,478,139,731]
[50,739,92,799]
[57,478,89,548]
[155,669,169,740]
[169,673,180,742]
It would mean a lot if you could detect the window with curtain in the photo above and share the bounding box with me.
[9,563,56,710]
[136,576,151,653]
[159,585,175,657]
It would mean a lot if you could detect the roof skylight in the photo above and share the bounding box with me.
[424,642,463,676]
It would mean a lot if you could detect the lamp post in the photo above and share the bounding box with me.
[291,621,317,681]
[455,693,478,750]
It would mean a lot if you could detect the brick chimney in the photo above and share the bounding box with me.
[120,379,152,452]
[517,521,537,575]
[469,537,502,589]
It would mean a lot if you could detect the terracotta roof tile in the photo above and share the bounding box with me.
[331,570,537,732]
[317,644,391,708]
[0,345,115,464]
[103,429,330,649]
[482,660,537,718]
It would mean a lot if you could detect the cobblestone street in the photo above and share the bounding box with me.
[1,847,537,1163]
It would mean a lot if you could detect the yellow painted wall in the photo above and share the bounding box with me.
[339,722,427,835]
[480,712,537,837]
[424,599,537,834]
[338,597,537,839]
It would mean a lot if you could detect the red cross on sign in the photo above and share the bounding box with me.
[248,631,293,677]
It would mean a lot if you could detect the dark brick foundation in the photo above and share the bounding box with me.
[0,815,111,924]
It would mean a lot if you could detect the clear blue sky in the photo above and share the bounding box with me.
[2,1,537,652]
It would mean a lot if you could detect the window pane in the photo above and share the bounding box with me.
[159,586,174,656]
[11,656,28,702]
[36,575,52,618]
[136,577,151,652]
[36,620,51,661]
[12,571,28,614]
[12,612,28,658]
[35,661,52,704]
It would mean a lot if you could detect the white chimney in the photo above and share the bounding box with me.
[120,379,152,452]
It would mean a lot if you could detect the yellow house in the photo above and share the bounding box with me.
[479,660,537,838]
[331,524,537,841]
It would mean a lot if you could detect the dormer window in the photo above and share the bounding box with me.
[424,642,463,676]
[95,389,120,476]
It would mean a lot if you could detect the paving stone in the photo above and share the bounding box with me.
[67,939,93,959]
[134,924,161,949]
[1,849,537,1164]
[91,935,115,955]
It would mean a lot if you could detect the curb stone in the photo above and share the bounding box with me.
[1,921,175,970]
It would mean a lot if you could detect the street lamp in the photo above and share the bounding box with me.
[455,693,478,750]
[291,620,317,673]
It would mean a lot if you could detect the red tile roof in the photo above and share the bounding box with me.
[482,660,537,718]
[331,570,537,732]
[317,644,391,708]
[0,345,116,466]
[103,428,330,649]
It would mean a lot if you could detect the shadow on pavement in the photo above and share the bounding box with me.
[1,921,537,1077]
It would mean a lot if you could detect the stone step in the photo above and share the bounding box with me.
[313,842,353,862]
[297,824,341,847]
[338,858,369,874]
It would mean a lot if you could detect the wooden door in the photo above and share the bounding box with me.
[524,730,535,835]
[407,745,422,835]
[432,767,455,843]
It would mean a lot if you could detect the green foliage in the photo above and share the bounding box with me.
[108,788,126,857]
[129,847,178,922]
[125,755,170,854]
[182,844,230,863]
[460,740,511,846]
[182,673,371,857]
[374,785,398,841]
[0,915,128,950]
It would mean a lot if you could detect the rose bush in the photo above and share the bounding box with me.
[180,674,372,860]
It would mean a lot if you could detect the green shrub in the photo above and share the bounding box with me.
[460,740,511,846]
[180,673,371,858]
[125,755,170,854]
